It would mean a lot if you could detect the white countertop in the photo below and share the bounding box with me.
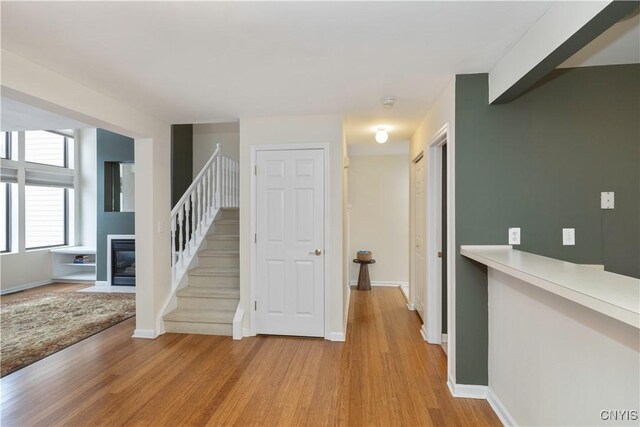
[460,245,640,329]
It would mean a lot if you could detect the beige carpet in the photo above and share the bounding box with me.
[0,292,135,377]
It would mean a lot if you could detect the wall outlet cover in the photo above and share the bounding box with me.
[601,192,614,209]
[563,228,575,246]
[508,227,521,245]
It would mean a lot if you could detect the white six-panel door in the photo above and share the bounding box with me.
[415,156,426,320]
[256,149,325,337]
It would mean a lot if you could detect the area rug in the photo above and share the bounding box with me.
[0,292,135,377]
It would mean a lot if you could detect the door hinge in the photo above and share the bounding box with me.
[254,165,257,175]
[254,301,257,311]
[254,233,257,243]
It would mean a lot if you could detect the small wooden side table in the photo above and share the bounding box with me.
[353,259,376,291]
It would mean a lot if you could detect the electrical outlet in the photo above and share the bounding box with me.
[601,192,614,209]
[508,227,521,245]
[563,228,575,246]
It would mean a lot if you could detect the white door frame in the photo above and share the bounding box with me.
[425,124,457,386]
[249,143,331,339]
[409,151,424,312]
[424,126,447,344]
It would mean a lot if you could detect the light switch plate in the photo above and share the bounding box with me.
[563,228,575,246]
[508,228,521,245]
[601,192,614,209]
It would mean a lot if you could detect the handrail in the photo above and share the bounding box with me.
[171,143,221,216]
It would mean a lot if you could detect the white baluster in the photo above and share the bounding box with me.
[216,156,221,208]
[185,194,191,258]
[178,207,184,268]
[211,163,215,209]
[197,181,202,237]
[171,214,177,277]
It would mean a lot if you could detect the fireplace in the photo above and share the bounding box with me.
[111,239,135,286]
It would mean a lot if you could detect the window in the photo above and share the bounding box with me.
[25,130,73,168]
[1,183,10,252]
[1,132,14,160]
[25,186,69,249]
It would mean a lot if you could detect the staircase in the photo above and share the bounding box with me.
[162,143,240,336]
[164,208,239,335]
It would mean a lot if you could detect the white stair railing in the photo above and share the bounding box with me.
[171,144,239,281]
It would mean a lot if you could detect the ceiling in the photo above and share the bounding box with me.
[1,1,560,146]
[1,97,91,132]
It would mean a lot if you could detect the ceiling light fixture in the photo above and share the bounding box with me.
[375,128,389,144]
[382,97,396,109]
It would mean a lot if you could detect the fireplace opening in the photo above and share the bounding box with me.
[111,239,135,286]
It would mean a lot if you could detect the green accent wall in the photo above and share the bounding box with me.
[455,65,640,385]
[171,124,193,207]
[96,129,135,282]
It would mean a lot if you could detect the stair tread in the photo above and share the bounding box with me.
[189,267,239,277]
[177,286,239,299]
[214,219,239,225]
[164,308,235,324]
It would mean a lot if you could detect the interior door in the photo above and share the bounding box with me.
[256,149,325,337]
[414,156,426,320]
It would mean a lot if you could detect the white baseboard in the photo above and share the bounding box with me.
[446,375,488,399]
[232,307,244,340]
[442,333,448,343]
[242,328,253,337]
[349,280,407,288]
[406,302,416,310]
[420,324,428,341]
[441,334,448,355]
[94,281,108,287]
[132,329,158,339]
[487,388,516,426]
[328,332,345,342]
[343,284,351,339]
[0,279,54,295]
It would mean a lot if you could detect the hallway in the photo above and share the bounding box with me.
[1,287,499,426]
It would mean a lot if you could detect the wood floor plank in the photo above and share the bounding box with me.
[0,287,500,426]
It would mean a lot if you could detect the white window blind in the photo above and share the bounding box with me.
[1,183,8,252]
[25,131,67,167]
[25,186,66,249]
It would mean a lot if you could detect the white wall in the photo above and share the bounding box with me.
[76,128,97,248]
[239,114,345,339]
[193,122,239,177]
[409,77,456,372]
[2,49,172,337]
[0,251,51,293]
[488,269,640,426]
[348,154,408,284]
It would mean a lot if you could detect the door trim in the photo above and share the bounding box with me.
[250,143,331,339]
[425,123,456,386]
[410,152,425,316]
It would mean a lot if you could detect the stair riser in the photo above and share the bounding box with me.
[205,238,239,250]
[188,275,240,287]
[219,209,239,220]
[164,321,232,336]
[212,224,239,234]
[178,296,239,310]
[197,256,240,268]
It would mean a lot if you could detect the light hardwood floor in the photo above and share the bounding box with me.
[0,287,500,426]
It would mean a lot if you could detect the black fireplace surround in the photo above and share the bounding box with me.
[111,239,135,286]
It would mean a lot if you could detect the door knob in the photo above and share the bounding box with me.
[309,249,322,256]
